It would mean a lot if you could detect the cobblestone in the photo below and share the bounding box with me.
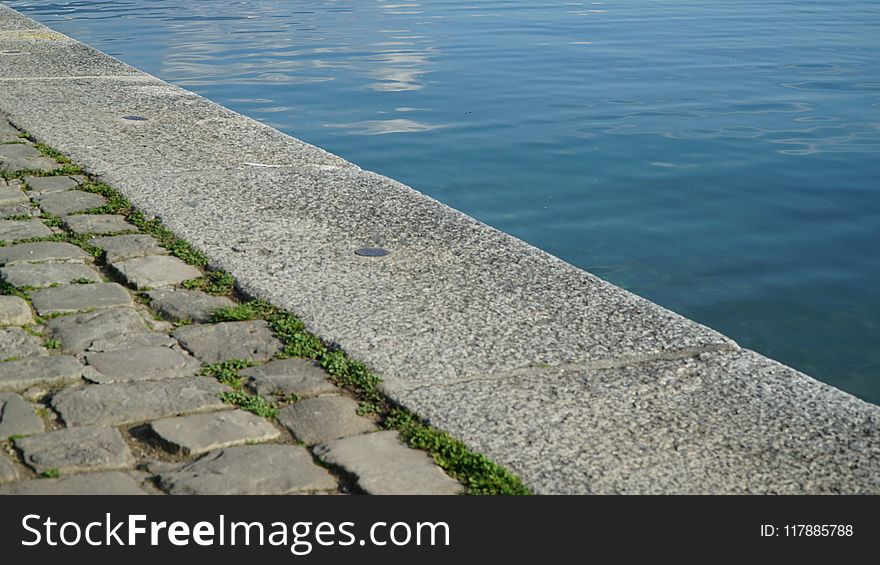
[91,234,168,262]
[63,214,134,235]
[0,355,83,392]
[46,308,149,352]
[0,471,149,494]
[52,378,230,427]
[0,327,45,360]
[0,295,33,326]
[243,358,337,400]
[315,431,464,495]
[146,289,233,323]
[0,219,52,241]
[82,345,201,383]
[23,175,81,195]
[15,425,134,474]
[34,190,106,215]
[172,320,282,363]
[0,262,102,288]
[150,410,281,455]
[157,445,337,495]
[0,392,45,437]
[112,255,202,289]
[29,282,133,315]
[0,241,92,266]
[278,396,375,445]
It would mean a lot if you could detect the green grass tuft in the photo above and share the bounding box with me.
[385,409,531,495]
[218,391,278,418]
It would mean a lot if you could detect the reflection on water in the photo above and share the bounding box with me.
[8,0,880,404]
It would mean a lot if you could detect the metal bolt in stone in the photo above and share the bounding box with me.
[121,116,148,121]
[354,247,390,257]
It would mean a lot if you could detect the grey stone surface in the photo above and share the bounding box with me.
[0,295,32,326]
[0,392,44,437]
[23,174,80,195]
[243,358,337,400]
[0,183,28,206]
[15,425,134,474]
[0,78,354,174]
[68,164,738,392]
[35,190,106,215]
[0,355,83,392]
[63,214,134,235]
[278,396,374,445]
[0,241,91,266]
[83,346,201,383]
[157,444,337,495]
[0,202,36,218]
[146,289,233,323]
[398,349,880,494]
[0,5,45,31]
[0,219,52,241]
[172,321,282,363]
[315,431,463,495]
[0,142,59,172]
[0,27,142,79]
[30,282,132,315]
[112,255,201,289]
[0,327,45,360]
[0,262,102,288]
[46,307,148,352]
[1,119,23,142]
[92,233,168,262]
[52,377,229,427]
[85,332,176,352]
[0,452,18,483]
[150,410,281,455]
[0,471,149,495]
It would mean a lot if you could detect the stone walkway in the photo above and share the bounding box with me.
[0,120,462,495]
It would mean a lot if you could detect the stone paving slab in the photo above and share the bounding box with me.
[90,166,738,392]
[172,320,282,363]
[23,174,81,195]
[0,142,59,172]
[0,355,83,393]
[52,377,230,427]
[157,444,337,495]
[15,425,134,474]
[315,431,463,495]
[34,190,106,216]
[398,349,880,494]
[0,77,355,174]
[63,214,134,235]
[0,183,29,206]
[1,119,24,142]
[0,241,92,266]
[82,345,201,383]
[0,219,52,241]
[0,295,32,326]
[112,255,201,289]
[0,327,45,360]
[243,358,337,400]
[0,452,19,483]
[146,289,233,323]
[0,28,143,80]
[149,410,281,455]
[0,262,102,288]
[0,471,149,495]
[0,392,44,437]
[29,281,132,315]
[278,396,375,445]
[91,233,168,262]
[85,332,177,353]
[46,307,149,352]
[0,202,36,218]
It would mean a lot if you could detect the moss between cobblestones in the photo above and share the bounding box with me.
[3,130,532,496]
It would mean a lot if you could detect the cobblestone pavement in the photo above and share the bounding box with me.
[0,120,463,495]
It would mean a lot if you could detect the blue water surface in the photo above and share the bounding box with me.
[7,0,880,403]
